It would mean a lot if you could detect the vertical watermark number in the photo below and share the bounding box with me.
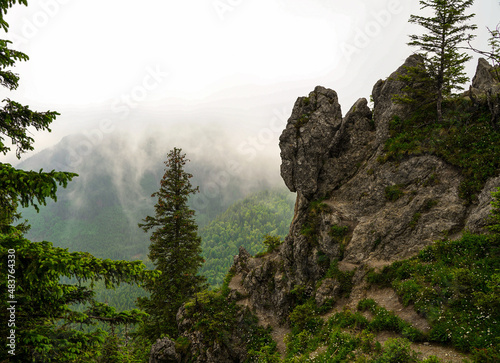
[6,249,16,356]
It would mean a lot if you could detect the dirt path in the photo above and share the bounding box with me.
[364,287,467,362]
[229,269,468,362]
[366,287,431,333]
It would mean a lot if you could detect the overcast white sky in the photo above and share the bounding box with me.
[1,0,499,165]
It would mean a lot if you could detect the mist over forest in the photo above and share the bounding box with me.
[18,124,290,261]
[3,0,499,361]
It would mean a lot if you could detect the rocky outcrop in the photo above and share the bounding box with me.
[149,338,181,363]
[150,56,500,362]
[149,303,251,363]
[174,305,250,363]
[232,55,499,323]
[279,86,343,199]
[371,54,423,145]
[472,58,499,92]
[470,58,500,127]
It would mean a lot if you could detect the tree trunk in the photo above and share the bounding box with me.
[436,90,443,123]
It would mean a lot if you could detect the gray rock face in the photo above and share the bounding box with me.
[279,86,343,199]
[232,54,499,324]
[337,154,466,264]
[371,53,423,145]
[472,58,497,92]
[466,176,500,232]
[470,58,500,127]
[149,338,180,363]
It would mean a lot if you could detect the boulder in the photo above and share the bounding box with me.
[149,338,180,363]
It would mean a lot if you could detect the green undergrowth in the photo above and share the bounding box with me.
[322,259,355,299]
[366,231,500,361]
[284,303,436,362]
[181,270,280,362]
[283,259,430,362]
[380,99,500,203]
[282,191,500,362]
[357,299,425,342]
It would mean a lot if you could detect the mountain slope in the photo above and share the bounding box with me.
[200,189,295,286]
[149,57,500,363]
[19,132,282,260]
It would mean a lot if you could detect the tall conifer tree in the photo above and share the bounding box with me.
[408,0,477,122]
[138,147,206,340]
[0,2,157,361]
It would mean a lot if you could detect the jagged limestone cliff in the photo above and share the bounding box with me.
[149,56,500,363]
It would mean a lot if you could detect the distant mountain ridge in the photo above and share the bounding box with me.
[19,131,286,260]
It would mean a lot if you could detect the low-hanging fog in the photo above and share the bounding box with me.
[5,0,497,167]
[18,119,289,260]
[5,0,500,261]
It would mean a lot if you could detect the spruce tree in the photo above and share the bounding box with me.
[138,147,206,340]
[0,3,158,361]
[408,0,477,122]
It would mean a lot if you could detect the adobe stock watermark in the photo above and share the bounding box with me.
[191,107,289,211]
[340,0,403,61]
[58,65,169,170]
[10,0,70,46]
[5,249,17,356]
[212,0,245,21]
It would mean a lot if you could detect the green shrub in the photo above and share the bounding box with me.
[357,299,425,342]
[285,330,320,359]
[393,279,421,306]
[326,309,369,330]
[324,260,355,298]
[323,328,359,362]
[385,185,405,202]
[381,102,500,203]
[289,284,310,306]
[289,300,323,334]
[184,287,281,360]
[262,234,283,254]
[184,290,238,344]
[372,338,420,363]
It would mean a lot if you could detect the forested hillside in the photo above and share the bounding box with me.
[200,189,295,286]
[19,133,283,261]
[14,134,295,318]
[75,189,294,314]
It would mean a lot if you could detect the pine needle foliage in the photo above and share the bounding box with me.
[0,2,158,361]
[408,0,477,122]
[138,147,207,340]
